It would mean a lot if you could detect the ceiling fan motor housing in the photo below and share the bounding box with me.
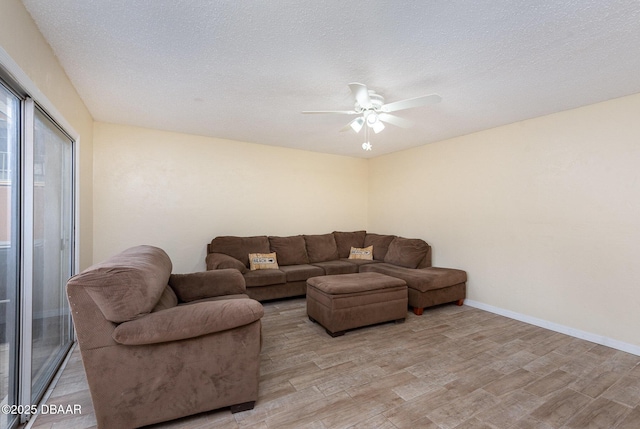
[355,91,385,112]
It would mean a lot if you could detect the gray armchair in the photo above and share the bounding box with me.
[66,245,263,429]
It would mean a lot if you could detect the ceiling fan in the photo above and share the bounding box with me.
[302,83,442,134]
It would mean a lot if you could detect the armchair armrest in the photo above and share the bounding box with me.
[206,252,247,273]
[169,269,246,303]
[112,298,264,345]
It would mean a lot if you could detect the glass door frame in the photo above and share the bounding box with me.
[1,47,79,428]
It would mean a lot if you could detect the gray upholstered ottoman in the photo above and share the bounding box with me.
[306,272,408,337]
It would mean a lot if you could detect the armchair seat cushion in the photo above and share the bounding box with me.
[113,298,264,345]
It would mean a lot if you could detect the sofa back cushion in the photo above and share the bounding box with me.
[208,236,270,268]
[364,233,396,260]
[269,235,309,265]
[333,230,366,259]
[384,237,431,269]
[68,245,172,323]
[304,233,340,263]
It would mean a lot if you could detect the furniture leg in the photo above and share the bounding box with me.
[412,307,424,316]
[456,299,464,306]
[230,401,256,413]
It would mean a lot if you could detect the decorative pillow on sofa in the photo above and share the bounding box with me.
[268,235,309,265]
[249,252,279,270]
[348,245,373,260]
[384,237,430,269]
[333,230,366,258]
[304,234,340,263]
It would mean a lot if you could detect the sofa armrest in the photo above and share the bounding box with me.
[206,252,247,273]
[112,298,264,345]
[169,269,246,303]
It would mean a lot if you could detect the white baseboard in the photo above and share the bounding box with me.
[464,299,640,357]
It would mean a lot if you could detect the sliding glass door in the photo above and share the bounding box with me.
[0,73,75,429]
[0,82,19,429]
[30,108,74,403]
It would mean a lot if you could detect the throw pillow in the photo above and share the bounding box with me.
[249,252,279,270]
[348,245,373,260]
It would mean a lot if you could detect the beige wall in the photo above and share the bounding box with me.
[5,0,638,350]
[93,122,368,272]
[0,0,94,269]
[369,92,640,347]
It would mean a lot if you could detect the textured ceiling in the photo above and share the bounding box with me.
[21,0,640,158]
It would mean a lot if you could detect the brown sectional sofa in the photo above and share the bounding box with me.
[206,231,466,314]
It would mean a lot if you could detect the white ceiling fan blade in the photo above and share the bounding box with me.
[348,82,371,108]
[378,113,413,128]
[381,94,442,113]
[302,110,358,114]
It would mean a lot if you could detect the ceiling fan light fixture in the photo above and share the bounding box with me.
[372,120,385,133]
[366,112,378,126]
[350,116,365,133]
[365,112,385,133]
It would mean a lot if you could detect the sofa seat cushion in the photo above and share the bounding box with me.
[243,269,286,287]
[333,230,366,259]
[341,258,382,267]
[279,264,325,282]
[269,235,310,265]
[384,237,430,269]
[312,260,359,275]
[360,264,467,292]
[305,234,340,263]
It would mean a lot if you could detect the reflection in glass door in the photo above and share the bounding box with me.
[0,83,19,429]
[30,108,74,403]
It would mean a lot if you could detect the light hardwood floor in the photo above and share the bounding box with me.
[29,298,640,429]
